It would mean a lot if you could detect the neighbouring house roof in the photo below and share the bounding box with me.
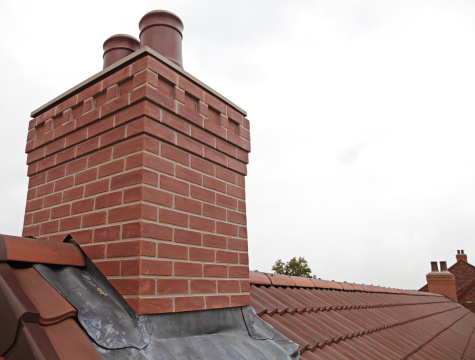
[0,234,297,360]
[249,271,475,359]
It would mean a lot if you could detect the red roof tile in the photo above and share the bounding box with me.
[250,272,475,359]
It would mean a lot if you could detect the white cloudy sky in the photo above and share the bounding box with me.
[1,0,474,290]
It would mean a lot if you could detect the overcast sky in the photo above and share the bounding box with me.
[1,0,474,290]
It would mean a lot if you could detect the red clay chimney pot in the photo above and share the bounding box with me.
[103,34,140,69]
[440,261,448,271]
[139,10,184,68]
[430,261,439,272]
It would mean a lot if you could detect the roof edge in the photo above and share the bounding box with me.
[30,46,247,118]
[250,271,441,296]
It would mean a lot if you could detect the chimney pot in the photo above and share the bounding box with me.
[456,250,467,262]
[139,10,184,68]
[462,249,465,254]
[103,34,140,69]
[440,261,448,271]
[430,261,439,272]
[457,250,460,254]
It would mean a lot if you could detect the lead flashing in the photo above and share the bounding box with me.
[31,46,247,118]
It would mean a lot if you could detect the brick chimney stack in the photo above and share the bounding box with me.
[22,11,251,314]
[426,260,457,302]
[456,249,468,263]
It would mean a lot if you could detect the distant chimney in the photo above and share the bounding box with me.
[456,249,467,263]
[103,34,140,69]
[139,10,184,68]
[23,10,250,315]
[426,261,457,302]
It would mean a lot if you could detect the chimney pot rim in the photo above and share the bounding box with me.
[139,10,184,36]
[103,34,140,53]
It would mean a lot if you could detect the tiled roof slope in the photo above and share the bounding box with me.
[250,271,475,359]
[0,234,298,360]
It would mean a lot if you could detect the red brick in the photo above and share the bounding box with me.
[135,186,173,207]
[175,296,205,312]
[95,260,120,276]
[110,278,155,295]
[174,229,202,246]
[203,204,226,220]
[218,280,241,293]
[216,250,239,264]
[190,126,215,148]
[203,234,227,249]
[93,225,120,242]
[206,295,230,309]
[161,143,189,166]
[121,258,172,276]
[81,244,105,259]
[216,139,237,158]
[95,191,122,209]
[25,198,44,213]
[24,213,33,225]
[98,159,124,178]
[204,148,227,167]
[143,153,174,175]
[157,279,189,294]
[28,172,46,188]
[137,297,173,315]
[190,279,216,294]
[85,178,110,196]
[190,157,214,176]
[101,94,129,117]
[177,134,203,156]
[160,175,189,196]
[236,149,249,164]
[228,238,248,251]
[238,200,246,212]
[157,243,188,260]
[175,196,202,215]
[239,253,249,265]
[44,193,62,207]
[227,210,247,225]
[204,264,228,278]
[76,137,99,157]
[113,136,144,158]
[87,147,112,167]
[228,158,247,175]
[217,194,237,209]
[227,184,246,200]
[50,204,71,219]
[77,82,102,103]
[190,247,215,262]
[240,279,250,292]
[190,185,215,204]
[144,118,176,144]
[229,265,249,278]
[176,166,202,185]
[216,167,237,184]
[239,226,247,239]
[64,128,87,148]
[177,103,203,127]
[100,126,126,147]
[75,168,97,185]
[216,221,238,236]
[231,294,250,307]
[115,101,146,126]
[36,182,54,197]
[111,169,158,189]
[23,225,40,237]
[26,188,36,201]
[107,241,140,258]
[59,216,81,231]
[45,138,65,157]
[162,110,190,134]
[175,262,202,277]
[189,215,215,232]
[109,204,157,223]
[63,186,84,202]
[54,176,74,192]
[159,208,188,227]
[37,156,55,173]
[140,222,173,241]
[46,165,66,182]
[203,176,226,193]
[82,211,107,227]
[66,158,87,175]
[33,209,50,223]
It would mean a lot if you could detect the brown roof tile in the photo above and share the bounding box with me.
[0,234,85,266]
[250,271,475,358]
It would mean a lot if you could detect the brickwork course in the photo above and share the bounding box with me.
[22,50,251,314]
[420,251,475,312]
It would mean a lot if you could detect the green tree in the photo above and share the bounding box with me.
[272,257,315,278]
